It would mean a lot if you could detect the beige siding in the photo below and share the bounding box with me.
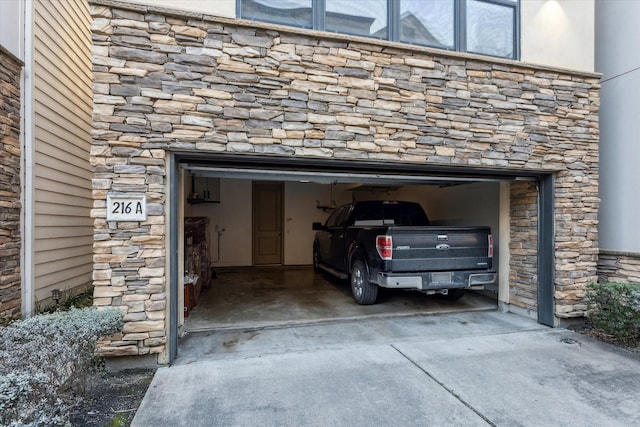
[32,0,93,301]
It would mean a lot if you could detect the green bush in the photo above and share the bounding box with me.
[0,307,123,426]
[0,372,68,427]
[586,282,640,342]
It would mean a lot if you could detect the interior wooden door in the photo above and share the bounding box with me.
[252,182,283,265]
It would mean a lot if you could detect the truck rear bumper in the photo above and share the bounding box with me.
[374,270,496,291]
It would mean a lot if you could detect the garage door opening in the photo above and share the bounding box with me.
[170,154,535,339]
[164,154,556,362]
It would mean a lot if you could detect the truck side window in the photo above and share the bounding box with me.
[335,205,351,227]
[325,207,342,228]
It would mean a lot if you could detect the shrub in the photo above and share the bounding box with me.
[586,282,640,342]
[0,307,123,426]
[0,372,68,427]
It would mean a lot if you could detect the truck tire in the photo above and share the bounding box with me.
[351,259,378,305]
[313,245,321,273]
[444,289,466,301]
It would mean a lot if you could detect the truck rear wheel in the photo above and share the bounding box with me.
[351,259,378,305]
[312,245,321,273]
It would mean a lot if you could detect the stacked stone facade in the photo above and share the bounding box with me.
[509,181,539,315]
[598,251,640,283]
[89,1,600,358]
[0,46,22,320]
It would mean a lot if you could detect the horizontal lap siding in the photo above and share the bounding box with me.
[33,0,92,301]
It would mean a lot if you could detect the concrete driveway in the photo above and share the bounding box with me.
[132,312,640,426]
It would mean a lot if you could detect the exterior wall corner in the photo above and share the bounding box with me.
[0,46,23,320]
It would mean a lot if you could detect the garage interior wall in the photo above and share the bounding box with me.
[186,177,500,269]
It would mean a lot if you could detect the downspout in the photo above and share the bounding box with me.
[22,0,35,316]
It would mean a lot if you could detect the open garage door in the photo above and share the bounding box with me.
[168,154,554,360]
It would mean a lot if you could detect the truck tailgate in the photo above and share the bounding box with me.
[386,226,492,272]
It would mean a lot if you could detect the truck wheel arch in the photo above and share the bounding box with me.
[347,244,367,274]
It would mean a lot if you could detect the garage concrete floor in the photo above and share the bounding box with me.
[184,266,498,332]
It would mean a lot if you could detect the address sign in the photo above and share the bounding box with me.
[107,194,147,221]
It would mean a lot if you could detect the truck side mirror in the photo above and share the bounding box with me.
[312,222,326,231]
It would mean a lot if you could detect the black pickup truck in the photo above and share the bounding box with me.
[312,200,496,304]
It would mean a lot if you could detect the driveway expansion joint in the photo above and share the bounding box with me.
[390,344,496,427]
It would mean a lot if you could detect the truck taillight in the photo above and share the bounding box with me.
[488,235,494,258]
[376,235,393,260]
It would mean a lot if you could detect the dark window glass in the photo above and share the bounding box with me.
[400,0,454,49]
[335,205,352,227]
[354,201,430,226]
[466,0,515,58]
[325,207,341,228]
[382,202,430,226]
[241,0,313,29]
[355,203,383,223]
[239,0,519,60]
[326,0,388,39]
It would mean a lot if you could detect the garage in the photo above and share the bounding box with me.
[89,3,600,364]
[170,154,548,340]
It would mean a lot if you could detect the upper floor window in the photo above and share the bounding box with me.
[239,0,519,59]
[241,0,314,29]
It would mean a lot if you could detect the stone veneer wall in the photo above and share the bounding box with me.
[509,181,539,315]
[598,251,640,283]
[89,1,600,358]
[0,46,23,320]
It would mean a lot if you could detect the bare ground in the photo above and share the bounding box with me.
[572,324,640,354]
[69,368,155,427]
